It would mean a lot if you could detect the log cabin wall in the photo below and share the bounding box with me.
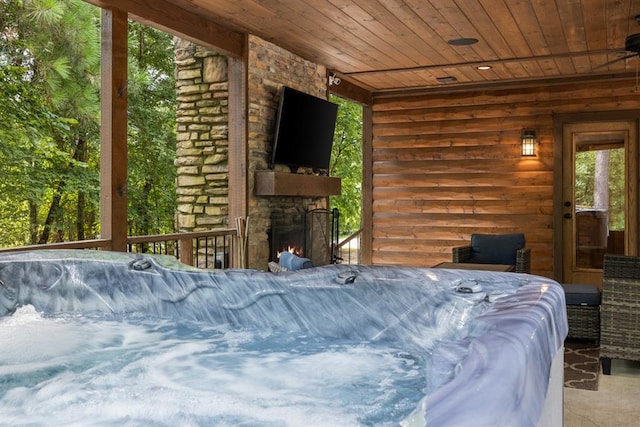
[370,78,640,279]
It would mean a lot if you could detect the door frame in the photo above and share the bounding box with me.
[553,112,640,284]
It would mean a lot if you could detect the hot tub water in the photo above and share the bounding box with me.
[1,306,428,425]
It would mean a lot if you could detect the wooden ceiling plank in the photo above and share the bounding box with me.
[376,0,454,63]
[556,0,588,53]
[537,58,561,76]
[572,55,596,73]
[351,72,428,92]
[478,0,536,58]
[319,0,429,67]
[293,0,411,70]
[582,0,609,51]
[529,0,572,54]
[504,0,551,57]
[253,0,385,71]
[405,0,498,67]
[613,1,636,47]
[404,0,484,63]
[554,57,579,75]
[194,0,377,71]
[597,0,635,69]
[348,0,450,64]
[454,0,519,59]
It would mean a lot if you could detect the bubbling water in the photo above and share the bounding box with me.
[0,306,425,426]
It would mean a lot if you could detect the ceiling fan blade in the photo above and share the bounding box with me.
[593,53,639,70]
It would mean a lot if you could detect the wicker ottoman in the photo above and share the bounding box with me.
[562,284,601,342]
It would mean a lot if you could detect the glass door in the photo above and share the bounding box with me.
[562,121,637,286]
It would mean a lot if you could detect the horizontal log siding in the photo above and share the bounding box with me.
[370,79,640,278]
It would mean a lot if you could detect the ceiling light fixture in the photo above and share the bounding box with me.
[436,76,457,83]
[477,65,492,70]
[447,37,479,46]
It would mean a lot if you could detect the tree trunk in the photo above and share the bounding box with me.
[38,180,65,244]
[77,191,86,240]
[29,200,38,244]
[76,136,87,240]
[594,150,610,211]
[139,179,153,253]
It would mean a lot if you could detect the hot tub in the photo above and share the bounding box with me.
[0,250,567,426]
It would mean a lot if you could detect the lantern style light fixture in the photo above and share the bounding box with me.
[521,130,537,156]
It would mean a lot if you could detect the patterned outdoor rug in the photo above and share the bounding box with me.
[564,341,600,391]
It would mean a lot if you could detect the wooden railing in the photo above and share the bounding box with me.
[127,229,238,269]
[335,228,362,265]
[0,228,240,269]
[0,239,112,252]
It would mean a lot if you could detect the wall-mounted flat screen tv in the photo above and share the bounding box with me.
[270,86,338,173]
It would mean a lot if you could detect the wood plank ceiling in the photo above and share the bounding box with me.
[90,0,640,93]
[152,0,640,93]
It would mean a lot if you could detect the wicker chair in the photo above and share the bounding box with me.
[600,254,640,375]
[452,233,531,273]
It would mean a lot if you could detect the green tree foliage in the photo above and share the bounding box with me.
[575,147,625,230]
[0,0,177,247]
[126,22,177,236]
[0,0,99,244]
[329,95,362,234]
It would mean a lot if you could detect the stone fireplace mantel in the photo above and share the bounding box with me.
[254,171,341,197]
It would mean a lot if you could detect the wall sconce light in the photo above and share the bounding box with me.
[521,130,537,156]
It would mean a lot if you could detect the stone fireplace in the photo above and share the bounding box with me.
[175,35,335,270]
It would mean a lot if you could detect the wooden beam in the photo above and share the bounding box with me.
[360,105,373,264]
[228,36,249,267]
[344,49,633,77]
[373,72,640,98]
[328,73,373,106]
[100,8,128,251]
[254,171,341,197]
[84,0,243,57]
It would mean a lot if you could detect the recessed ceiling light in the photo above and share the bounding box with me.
[447,37,479,46]
[477,65,492,70]
[436,76,457,83]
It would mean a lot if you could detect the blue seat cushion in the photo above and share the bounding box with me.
[279,251,313,270]
[468,233,525,266]
[561,284,601,306]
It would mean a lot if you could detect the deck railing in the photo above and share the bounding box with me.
[0,228,240,269]
[127,229,237,269]
[335,228,362,265]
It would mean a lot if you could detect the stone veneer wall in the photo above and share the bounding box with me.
[175,36,330,270]
[175,39,229,232]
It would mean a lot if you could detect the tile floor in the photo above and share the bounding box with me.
[564,359,640,427]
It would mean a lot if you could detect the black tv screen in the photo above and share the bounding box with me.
[270,86,338,172]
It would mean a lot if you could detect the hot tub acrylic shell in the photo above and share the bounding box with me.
[0,250,567,426]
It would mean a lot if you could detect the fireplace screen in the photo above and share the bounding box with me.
[269,208,339,267]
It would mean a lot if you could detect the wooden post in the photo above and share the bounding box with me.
[227,37,248,268]
[361,105,373,264]
[179,238,193,266]
[100,8,128,251]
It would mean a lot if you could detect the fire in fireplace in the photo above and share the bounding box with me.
[268,212,305,263]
